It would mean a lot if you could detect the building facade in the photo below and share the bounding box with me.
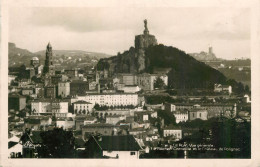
[71,93,138,107]
[58,81,70,98]
[72,100,94,114]
[173,111,189,123]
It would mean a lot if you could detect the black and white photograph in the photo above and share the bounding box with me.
[1,0,260,166]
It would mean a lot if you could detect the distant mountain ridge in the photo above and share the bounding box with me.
[34,50,110,58]
[8,42,111,67]
[8,43,34,57]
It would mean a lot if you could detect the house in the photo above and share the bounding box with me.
[81,123,119,139]
[173,110,189,123]
[73,100,94,114]
[165,103,235,119]
[31,99,69,116]
[243,94,251,103]
[163,126,182,141]
[24,116,52,131]
[129,127,146,136]
[145,134,159,142]
[8,135,23,158]
[85,135,142,159]
[8,75,17,86]
[21,88,34,96]
[106,115,126,125]
[56,117,74,130]
[71,93,138,107]
[58,81,70,98]
[44,85,56,99]
[64,69,78,78]
[135,112,149,122]
[18,79,30,87]
[8,93,26,111]
[70,80,89,95]
[20,131,43,158]
[189,109,208,121]
[51,100,69,116]
[75,115,97,130]
[214,84,232,94]
[84,116,97,125]
[50,75,62,85]
[117,85,141,93]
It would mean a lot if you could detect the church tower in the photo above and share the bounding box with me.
[43,42,55,76]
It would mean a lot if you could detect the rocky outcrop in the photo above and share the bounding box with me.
[97,19,158,74]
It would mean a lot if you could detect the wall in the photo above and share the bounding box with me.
[103,150,139,159]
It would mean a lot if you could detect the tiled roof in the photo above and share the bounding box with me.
[8,141,19,149]
[82,123,117,128]
[164,126,181,130]
[73,100,92,104]
[93,135,142,151]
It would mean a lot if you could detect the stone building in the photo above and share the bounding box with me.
[44,85,56,99]
[71,93,138,107]
[163,126,182,140]
[188,109,208,121]
[173,111,189,123]
[8,93,26,111]
[70,80,89,96]
[72,100,94,114]
[58,81,70,98]
[81,123,119,139]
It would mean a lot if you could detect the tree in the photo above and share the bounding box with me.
[104,112,108,118]
[17,64,28,80]
[94,104,100,110]
[38,128,75,158]
[154,77,165,89]
[245,85,250,93]
[17,109,27,118]
[157,110,176,126]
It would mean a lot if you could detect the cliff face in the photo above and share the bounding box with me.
[97,20,157,74]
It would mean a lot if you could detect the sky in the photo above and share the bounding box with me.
[9,7,251,59]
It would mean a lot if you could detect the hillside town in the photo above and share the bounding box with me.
[8,20,251,159]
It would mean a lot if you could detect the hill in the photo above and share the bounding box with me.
[8,43,35,67]
[98,44,227,89]
[8,42,111,67]
[34,50,110,58]
[144,44,227,89]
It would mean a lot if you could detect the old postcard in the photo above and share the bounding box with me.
[1,0,260,166]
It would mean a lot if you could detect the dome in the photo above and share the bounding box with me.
[32,57,39,61]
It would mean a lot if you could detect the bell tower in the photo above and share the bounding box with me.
[43,42,55,76]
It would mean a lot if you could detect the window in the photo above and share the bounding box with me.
[200,113,202,117]
[193,113,195,117]
[130,152,135,155]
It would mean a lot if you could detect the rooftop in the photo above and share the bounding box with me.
[73,100,92,104]
[92,135,142,151]
[82,123,117,128]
